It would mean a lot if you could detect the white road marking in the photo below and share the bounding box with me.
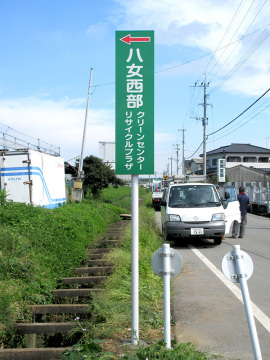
[189,244,270,333]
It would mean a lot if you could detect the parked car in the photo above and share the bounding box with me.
[161,181,240,245]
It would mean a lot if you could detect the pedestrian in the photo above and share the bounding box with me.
[231,186,250,238]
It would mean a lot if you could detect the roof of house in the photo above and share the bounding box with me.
[65,162,78,175]
[192,158,203,164]
[204,144,270,156]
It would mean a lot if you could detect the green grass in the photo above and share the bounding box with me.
[0,196,124,346]
[0,186,219,358]
[60,191,219,359]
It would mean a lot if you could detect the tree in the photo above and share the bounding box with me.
[81,155,124,197]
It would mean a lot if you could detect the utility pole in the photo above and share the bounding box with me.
[180,128,186,175]
[190,75,210,178]
[202,79,208,177]
[168,156,173,177]
[172,143,180,175]
[78,68,93,180]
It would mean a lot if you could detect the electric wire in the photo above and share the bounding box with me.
[211,104,270,142]
[200,0,245,81]
[186,141,203,159]
[210,96,270,141]
[207,87,270,138]
[89,23,270,91]
[209,0,268,92]
[207,0,256,81]
[210,26,270,94]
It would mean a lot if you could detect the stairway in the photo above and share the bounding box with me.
[0,219,130,360]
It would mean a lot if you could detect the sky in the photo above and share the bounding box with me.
[1,0,270,178]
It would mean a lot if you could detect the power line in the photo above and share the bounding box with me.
[201,0,245,81]
[211,104,270,142]
[89,23,270,91]
[210,27,270,94]
[186,141,203,159]
[209,0,269,93]
[207,87,270,138]
[207,0,257,82]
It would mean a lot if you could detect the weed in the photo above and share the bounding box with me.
[0,188,9,206]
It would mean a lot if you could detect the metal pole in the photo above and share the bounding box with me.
[203,80,207,177]
[181,129,186,175]
[232,245,262,360]
[163,243,171,349]
[78,68,93,178]
[131,174,139,344]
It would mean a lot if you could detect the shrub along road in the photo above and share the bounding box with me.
[155,211,270,359]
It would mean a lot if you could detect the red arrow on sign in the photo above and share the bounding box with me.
[120,34,151,45]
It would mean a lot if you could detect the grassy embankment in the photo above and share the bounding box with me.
[0,186,217,359]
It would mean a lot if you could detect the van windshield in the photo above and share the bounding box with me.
[169,185,221,207]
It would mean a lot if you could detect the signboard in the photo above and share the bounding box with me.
[218,159,226,182]
[115,30,154,174]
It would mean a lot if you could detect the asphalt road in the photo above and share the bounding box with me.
[155,211,270,359]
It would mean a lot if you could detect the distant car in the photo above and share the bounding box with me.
[152,180,163,210]
[161,182,240,245]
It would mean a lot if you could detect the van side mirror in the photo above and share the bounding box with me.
[224,191,230,200]
[160,200,166,206]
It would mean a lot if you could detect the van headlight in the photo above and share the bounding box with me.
[166,214,181,222]
[211,213,225,221]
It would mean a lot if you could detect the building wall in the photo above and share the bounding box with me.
[226,166,270,187]
[99,142,115,170]
[98,141,131,182]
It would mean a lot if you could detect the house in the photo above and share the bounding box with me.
[184,160,192,174]
[198,143,270,185]
[190,158,203,174]
[204,143,270,171]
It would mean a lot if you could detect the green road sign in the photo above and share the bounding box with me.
[115,30,154,175]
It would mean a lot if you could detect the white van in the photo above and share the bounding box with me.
[160,182,240,245]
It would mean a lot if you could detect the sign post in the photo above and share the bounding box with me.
[115,30,154,344]
[222,245,262,359]
[151,244,183,348]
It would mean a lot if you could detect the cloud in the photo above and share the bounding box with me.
[0,98,115,164]
[86,22,109,38]
[113,0,270,96]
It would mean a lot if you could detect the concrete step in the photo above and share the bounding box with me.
[87,248,110,254]
[16,322,77,334]
[0,347,71,360]
[84,259,113,267]
[52,288,102,297]
[87,253,106,260]
[104,231,122,236]
[31,304,89,314]
[62,276,107,285]
[120,213,131,220]
[75,266,113,275]
[102,235,122,240]
[98,240,122,246]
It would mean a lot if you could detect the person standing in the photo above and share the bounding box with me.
[232,186,250,238]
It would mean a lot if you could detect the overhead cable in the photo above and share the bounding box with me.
[207,87,270,138]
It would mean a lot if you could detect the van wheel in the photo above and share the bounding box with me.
[214,237,222,245]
